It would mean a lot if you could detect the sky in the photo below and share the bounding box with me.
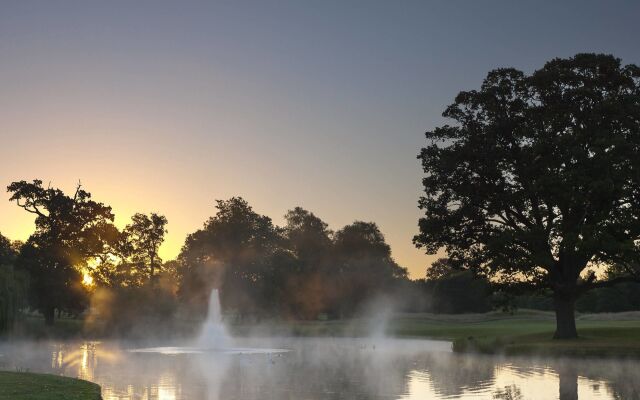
[1,1,639,278]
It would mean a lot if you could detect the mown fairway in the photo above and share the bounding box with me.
[247,310,640,357]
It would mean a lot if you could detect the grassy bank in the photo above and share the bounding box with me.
[233,309,640,358]
[390,310,640,357]
[0,372,101,400]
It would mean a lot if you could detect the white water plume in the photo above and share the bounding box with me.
[197,289,231,349]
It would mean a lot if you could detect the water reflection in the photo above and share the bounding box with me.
[0,338,638,399]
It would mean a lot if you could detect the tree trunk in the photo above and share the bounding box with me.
[150,253,156,285]
[553,294,577,339]
[43,306,55,326]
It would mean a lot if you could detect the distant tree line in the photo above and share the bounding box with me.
[1,180,408,333]
[3,173,640,335]
[176,198,408,320]
[416,258,640,315]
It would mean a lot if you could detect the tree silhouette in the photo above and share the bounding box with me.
[178,197,281,316]
[415,54,640,338]
[425,258,461,281]
[0,233,16,266]
[8,180,119,324]
[334,221,407,315]
[0,232,26,332]
[284,207,333,270]
[123,212,168,283]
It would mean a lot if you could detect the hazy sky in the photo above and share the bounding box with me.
[1,1,639,278]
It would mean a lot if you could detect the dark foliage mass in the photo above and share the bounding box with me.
[177,197,408,320]
[415,53,640,338]
[3,181,412,333]
[0,233,26,332]
[4,180,172,330]
[424,275,492,314]
[8,180,119,325]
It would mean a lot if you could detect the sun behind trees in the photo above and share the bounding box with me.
[4,181,408,330]
[8,180,119,325]
[5,180,170,326]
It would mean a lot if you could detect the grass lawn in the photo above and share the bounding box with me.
[0,372,101,400]
[240,309,640,357]
[389,311,640,357]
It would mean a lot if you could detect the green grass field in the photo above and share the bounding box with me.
[236,309,640,357]
[388,311,640,357]
[0,372,101,400]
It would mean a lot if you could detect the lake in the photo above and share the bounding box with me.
[0,337,638,399]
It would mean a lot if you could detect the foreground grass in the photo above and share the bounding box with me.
[0,372,101,400]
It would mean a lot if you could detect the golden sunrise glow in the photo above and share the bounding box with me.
[82,272,95,288]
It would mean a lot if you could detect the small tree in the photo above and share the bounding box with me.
[124,213,168,283]
[334,221,408,315]
[284,207,333,269]
[425,258,462,281]
[415,54,640,338]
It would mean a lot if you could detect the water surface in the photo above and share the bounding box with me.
[0,338,637,400]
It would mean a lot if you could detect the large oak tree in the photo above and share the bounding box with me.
[415,54,640,338]
[8,180,119,324]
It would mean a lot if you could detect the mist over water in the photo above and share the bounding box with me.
[1,292,637,399]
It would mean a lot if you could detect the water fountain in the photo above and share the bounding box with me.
[129,288,288,355]
[197,289,231,350]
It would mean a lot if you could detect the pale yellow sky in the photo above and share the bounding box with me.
[0,109,438,278]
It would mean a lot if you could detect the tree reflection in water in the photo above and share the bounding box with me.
[557,365,578,400]
[493,385,523,400]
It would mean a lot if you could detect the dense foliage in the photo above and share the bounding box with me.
[415,54,640,338]
[5,180,412,331]
[0,233,26,332]
[8,180,120,324]
[178,197,408,320]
